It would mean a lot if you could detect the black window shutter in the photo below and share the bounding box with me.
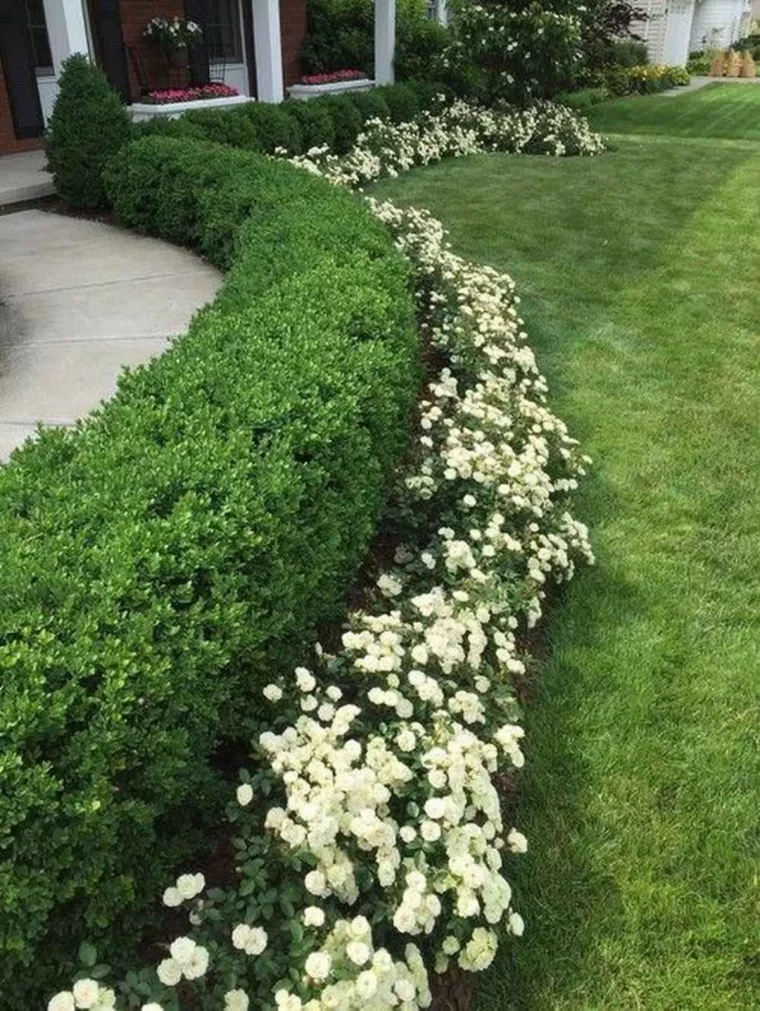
[0,0,45,138]
[185,0,211,85]
[90,0,131,101]
[242,0,257,98]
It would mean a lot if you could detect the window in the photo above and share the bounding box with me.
[205,0,243,63]
[25,0,54,76]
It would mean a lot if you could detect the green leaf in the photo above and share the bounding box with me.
[78,941,97,967]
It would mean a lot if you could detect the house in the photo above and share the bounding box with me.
[634,0,754,66]
[0,0,310,155]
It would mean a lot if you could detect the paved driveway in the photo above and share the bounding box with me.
[0,209,221,461]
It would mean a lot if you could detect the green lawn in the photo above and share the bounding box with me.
[586,81,760,140]
[373,91,760,1009]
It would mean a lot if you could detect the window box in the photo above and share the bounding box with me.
[129,94,253,121]
[287,78,376,100]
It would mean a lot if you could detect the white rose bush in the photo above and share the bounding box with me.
[50,93,601,1011]
[289,98,604,189]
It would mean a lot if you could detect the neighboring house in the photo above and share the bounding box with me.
[0,0,309,155]
[634,0,754,65]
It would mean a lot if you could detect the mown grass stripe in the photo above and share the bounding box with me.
[373,87,760,1009]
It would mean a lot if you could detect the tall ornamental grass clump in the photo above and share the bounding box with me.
[0,138,419,1006]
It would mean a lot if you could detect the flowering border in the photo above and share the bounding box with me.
[289,98,605,189]
[49,103,603,1011]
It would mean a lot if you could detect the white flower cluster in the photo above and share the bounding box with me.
[143,15,202,47]
[255,200,593,1006]
[48,982,117,1011]
[157,936,210,986]
[162,871,205,908]
[290,98,604,189]
[291,919,431,1009]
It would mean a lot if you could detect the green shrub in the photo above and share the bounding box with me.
[241,101,303,153]
[346,87,391,123]
[312,93,363,153]
[687,49,717,74]
[182,105,259,148]
[301,0,449,80]
[441,1,582,102]
[604,64,690,95]
[44,53,131,209]
[555,85,611,109]
[282,98,335,149]
[0,136,419,1005]
[405,78,453,109]
[131,114,195,141]
[375,82,421,123]
[609,39,649,67]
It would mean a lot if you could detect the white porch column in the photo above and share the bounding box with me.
[436,0,449,27]
[374,0,396,86]
[252,0,284,103]
[42,0,90,77]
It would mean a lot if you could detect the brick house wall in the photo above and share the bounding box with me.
[117,0,306,98]
[117,0,186,98]
[281,0,307,87]
[0,0,307,154]
[0,61,44,154]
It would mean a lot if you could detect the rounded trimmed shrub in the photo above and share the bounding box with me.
[376,82,421,123]
[346,87,391,123]
[405,78,454,109]
[0,136,419,1005]
[44,53,131,209]
[182,105,259,148]
[312,94,362,153]
[282,99,335,150]
[241,101,303,153]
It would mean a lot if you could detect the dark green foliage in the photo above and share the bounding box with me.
[0,136,419,1005]
[132,103,304,156]
[555,86,611,110]
[44,53,131,209]
[130,83,434,166]
[131,114,195,141]
[346,87,391,123]
[240,101,303,153]
[375,82,421,123]
[405,78,454,109]
[312,94,363,153]
[182,105,259,148]
[301,0,449,81]
[395,16,450,81]
[609,39,649,67]
[282,99,335,149]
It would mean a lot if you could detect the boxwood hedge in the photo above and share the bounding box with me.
[0,137,419,1003]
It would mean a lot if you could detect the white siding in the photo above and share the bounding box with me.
[664,0,697,63]
[633,0,669,63]
[689,0,751,50]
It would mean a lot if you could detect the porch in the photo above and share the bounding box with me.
[0,0,410,154]
[0,150,53,208]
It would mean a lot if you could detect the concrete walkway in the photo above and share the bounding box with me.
[657,75,760,97]
[0,209,221,461]
[0,150,54,206]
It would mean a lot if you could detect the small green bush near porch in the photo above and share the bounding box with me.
[0,139,418,1004]
[44,53,131,209]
